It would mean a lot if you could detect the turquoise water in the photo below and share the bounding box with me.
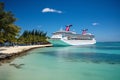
[0,42,120,80]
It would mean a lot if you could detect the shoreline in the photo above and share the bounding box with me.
[0,44,52,63]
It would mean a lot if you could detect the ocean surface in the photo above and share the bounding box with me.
[0,42,120,80]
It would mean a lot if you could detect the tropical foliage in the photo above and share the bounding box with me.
[0,2,20,44]
[18,30,48,45]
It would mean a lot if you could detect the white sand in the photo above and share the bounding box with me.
[0,44,52,54]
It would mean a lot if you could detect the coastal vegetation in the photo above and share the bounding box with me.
[0,2,48,46]
[18,30,48,45]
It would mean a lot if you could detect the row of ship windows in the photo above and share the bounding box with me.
[68,38,93,40]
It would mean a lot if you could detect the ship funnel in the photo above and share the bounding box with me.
[82,29,88,35]
[65,25,72,31]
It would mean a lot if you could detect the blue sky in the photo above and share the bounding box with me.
[1,0,120,42]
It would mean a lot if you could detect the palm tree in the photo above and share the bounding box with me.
[0,2,20,46]
[18,30,48,45]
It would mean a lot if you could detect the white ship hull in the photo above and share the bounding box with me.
[48,39,96,46]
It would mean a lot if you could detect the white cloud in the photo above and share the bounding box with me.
[42,8,62,13]
[92,22,99,26]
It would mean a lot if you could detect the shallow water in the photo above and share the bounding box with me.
[0,42,120,80]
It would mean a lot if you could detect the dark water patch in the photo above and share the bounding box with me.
[39,51,120,64]
[74,45,120,50]
[68,44,120,50]
[65,52,120,64]
[95,42,120,50]
[9,63,25,69]
[96,42,120,47]
[95,46,120,50]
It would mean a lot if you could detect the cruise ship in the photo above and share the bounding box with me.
[47,25,96,46]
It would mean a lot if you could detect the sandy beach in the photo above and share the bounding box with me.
[0,44,52,61]
[0,44,52,54]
